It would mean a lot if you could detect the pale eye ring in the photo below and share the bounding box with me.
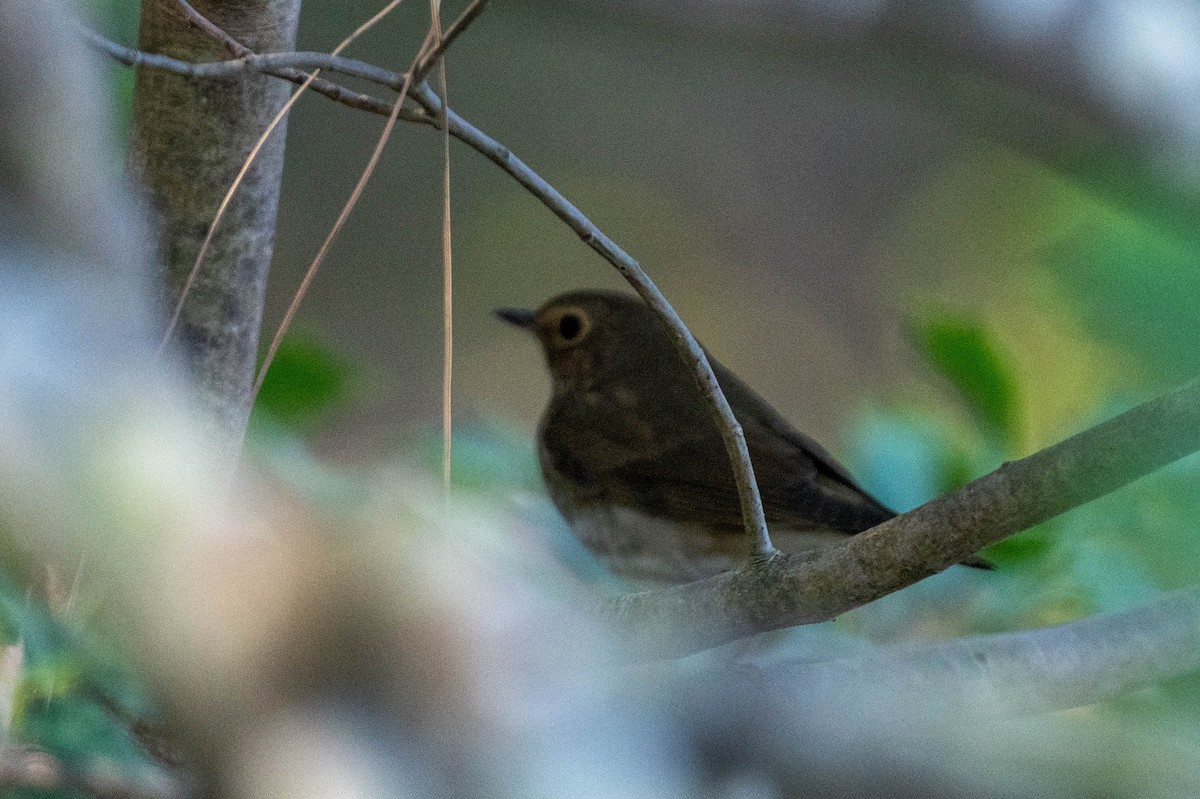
[545,306,591,348]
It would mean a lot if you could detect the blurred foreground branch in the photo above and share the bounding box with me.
[770,587,1200,715]
[0,746,182,799]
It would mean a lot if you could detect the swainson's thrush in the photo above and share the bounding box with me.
[498,290,986,583]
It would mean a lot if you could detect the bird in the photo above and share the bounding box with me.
[497,290,988,583]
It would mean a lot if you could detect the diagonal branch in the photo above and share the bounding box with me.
[604,374,1200,659]
[173,0,243,55]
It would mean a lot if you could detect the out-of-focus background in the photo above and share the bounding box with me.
[22,0,1200,794]
[91,0,1200,462]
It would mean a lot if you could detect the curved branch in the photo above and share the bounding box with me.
[83,0,488,114]
[88,35,406,84]
[83,26,418,120]
[605,374,1200,659]
[411,82,777,555]
[87,24,775,557]
[87,0,487,89]
[766,587,1200,714]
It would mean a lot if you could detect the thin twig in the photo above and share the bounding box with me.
[173,0,245,55]
[252,30,439,402]
[89,4,488,95]
[86,28,403,88]
[431,0,455,497]
[413,0,488,84]
[156,0,411,352]
[83,28,433,120]
[83,25,422,120]
[85,0,489,110]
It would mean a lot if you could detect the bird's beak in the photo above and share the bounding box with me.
[494,307,537,331]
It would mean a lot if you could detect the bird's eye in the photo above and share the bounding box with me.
[559,313,583,341]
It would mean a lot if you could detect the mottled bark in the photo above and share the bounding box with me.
[129,0,301,464]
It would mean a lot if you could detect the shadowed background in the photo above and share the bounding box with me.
[90,0,1200,462]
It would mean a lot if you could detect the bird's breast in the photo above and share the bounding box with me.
[563,503,746,584]
[552,498,858,585]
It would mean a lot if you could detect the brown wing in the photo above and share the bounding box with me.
[539,365,893,534]
[596,426,893,533]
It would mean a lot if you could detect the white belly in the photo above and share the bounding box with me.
[565,503,851,584]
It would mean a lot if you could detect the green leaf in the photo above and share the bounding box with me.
[980,526,1054,566]
[253,331,359,432]
[914,314,1020,449]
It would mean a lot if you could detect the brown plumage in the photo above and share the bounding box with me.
[499,290,986,583]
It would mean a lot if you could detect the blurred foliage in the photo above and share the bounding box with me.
[0,569,161,798]
[912,313,1020,451]
[838,128,1200,736]
[417,422,541,494]
[1049,219,1200,385]
[252,330,361,434]
[246,331,374,513]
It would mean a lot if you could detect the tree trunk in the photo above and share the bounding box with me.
[129,0,302,465]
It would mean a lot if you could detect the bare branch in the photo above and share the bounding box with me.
[83,25,423,120]
[88,17,775,557]
[172,0,244,56]
[603,374,1200,658]
[430,0,456,496]
[412,0,489,84]
[85,27,408,95]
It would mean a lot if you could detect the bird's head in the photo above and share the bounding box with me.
[496,290,668,394]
